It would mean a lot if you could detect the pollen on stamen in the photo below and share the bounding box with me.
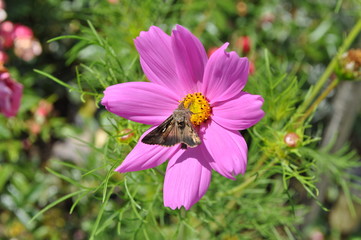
[181,92,211,125]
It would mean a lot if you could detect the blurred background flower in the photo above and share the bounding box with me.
[0,70,22,117]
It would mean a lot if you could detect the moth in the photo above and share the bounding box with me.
[141,103,201,149]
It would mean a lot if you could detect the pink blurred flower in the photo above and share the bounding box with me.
[11,24,41,61]
[0,0,5,9]
[14,37,42,61]
[35,100,53,118]
[0,22,41,61]
[0,71,23,117]
[0,0,6,22]
[13,24,34,39]
[102,25,264,209]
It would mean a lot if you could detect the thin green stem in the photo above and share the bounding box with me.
[297,77,340,126]
[224,158,277,197]
[295,18,361,117]
[214,158,278,228]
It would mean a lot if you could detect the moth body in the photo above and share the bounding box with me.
[141,104,201,149]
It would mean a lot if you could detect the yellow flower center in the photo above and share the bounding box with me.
[181,92,211,125]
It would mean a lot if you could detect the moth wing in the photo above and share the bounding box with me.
[141,111,202,148]
[141,115,182,146]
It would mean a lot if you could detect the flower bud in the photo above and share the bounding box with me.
[118,128,135,142]
[284,132,300,147]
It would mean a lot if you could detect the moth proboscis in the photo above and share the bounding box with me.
[141,103,201,149]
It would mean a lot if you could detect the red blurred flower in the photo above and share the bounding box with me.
[35,100,53,118]
[0,71,23,117]
[0,21,15,48]
[236,36,251,54]
[249,61,255,75]
[0,50,8,63]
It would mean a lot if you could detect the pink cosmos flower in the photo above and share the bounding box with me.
[102,25,264,210]
[0,71,23,117]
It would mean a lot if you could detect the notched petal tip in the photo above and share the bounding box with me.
[173,24,189,33]
[202,42,250,103]
[211,42,229,57]
[135,26,164,41]
[255,94,265,103]
[101,90,109,107]
[202,122,248,179]
[170,24,208,93]
[163,147,212,211]
[164,203,192,211]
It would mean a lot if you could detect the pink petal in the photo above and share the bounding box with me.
[201,120,247,180]
[101,82,179,125]
[116,127,180,172]
[134,26,185,97]
[164,147,212,210]
[202,43,249,103]
[171,25,208,93]
[212,92,265,130]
